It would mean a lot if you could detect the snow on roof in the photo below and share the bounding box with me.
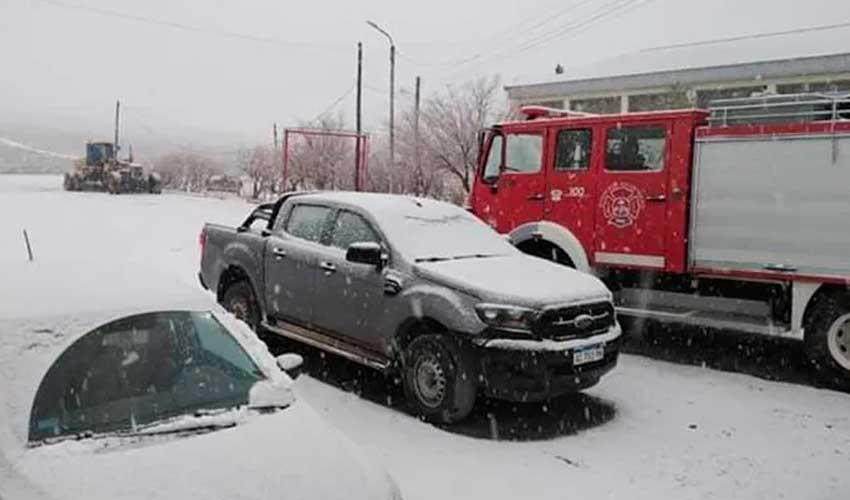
[297,191,517,260]
[507,25,850,98]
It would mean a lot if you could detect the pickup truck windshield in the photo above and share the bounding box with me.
[377,204,517,262]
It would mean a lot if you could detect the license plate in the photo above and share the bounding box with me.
[572,344,604,366]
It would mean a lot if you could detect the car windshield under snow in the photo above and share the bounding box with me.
[28,311,264,443]
[382,210,517,262]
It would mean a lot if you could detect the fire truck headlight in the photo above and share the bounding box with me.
[475,304,539,333]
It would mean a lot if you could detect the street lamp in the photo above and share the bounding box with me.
[367,20,395,186]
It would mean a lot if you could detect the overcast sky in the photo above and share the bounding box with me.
[2,0,849,153]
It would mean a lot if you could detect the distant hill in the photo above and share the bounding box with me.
[0,120,248,175]
[0,123,82,174]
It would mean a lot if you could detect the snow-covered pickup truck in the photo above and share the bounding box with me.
[199,191,621,423]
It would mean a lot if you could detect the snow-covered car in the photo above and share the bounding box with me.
[200,191,622,424]
[0,264,402,500]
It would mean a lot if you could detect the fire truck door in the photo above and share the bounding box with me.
[545,127,597,251]
[593,123,670,270]
[476,130,546,233]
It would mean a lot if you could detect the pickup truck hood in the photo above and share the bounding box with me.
[415,254,611,307]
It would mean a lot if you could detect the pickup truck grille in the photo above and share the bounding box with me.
[534,301,615,341]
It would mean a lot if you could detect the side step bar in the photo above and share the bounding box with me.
[261,320,392,372]
[616,306,793,337]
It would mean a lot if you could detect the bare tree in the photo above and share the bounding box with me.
[238,145,277,199]
[385,76,502,200]
[420,76,501,194]
[154,152,225,192]
[285,115,356,191]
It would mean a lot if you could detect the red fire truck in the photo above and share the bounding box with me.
[469,93,850,380]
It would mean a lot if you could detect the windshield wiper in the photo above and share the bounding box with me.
[415,256,452,263]
[452,253,497,260]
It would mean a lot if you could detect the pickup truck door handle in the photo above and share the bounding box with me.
[319,261,336,273]
[527,193,545,201]
[645,194,667,202]
[272,248,287,259]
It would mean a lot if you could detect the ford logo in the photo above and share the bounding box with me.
[573,314,594,330]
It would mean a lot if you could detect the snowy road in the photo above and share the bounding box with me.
[2,175,849,500]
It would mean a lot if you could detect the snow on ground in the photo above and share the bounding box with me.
[2,174,849,500]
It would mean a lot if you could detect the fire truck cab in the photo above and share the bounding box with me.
[469,94,850,381]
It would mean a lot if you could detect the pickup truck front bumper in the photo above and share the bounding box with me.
[473,325,621,402]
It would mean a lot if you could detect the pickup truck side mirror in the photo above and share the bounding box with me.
[346,242,386,268]
[276,353,304,380]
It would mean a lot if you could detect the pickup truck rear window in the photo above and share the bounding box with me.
[286,204,332,242]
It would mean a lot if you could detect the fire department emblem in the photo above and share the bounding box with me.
[600,182,645,229]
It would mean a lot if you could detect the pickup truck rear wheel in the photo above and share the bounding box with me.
[222,280,260,331]
[403,334,477,424]
[804,291,850,382]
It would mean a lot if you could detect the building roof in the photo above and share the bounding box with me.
[507,25,850,100]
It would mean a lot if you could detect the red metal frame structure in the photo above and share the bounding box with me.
[281,128,369,191]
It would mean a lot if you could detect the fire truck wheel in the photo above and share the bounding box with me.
[804,291,850,382]
[516,240,575,268]
[402,334,477,424]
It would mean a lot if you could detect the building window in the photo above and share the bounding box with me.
[605,126,666,172]
[696,86,767,108]
[554,129,592,171]
[629,92,692,112]
[526,100,564,109]
[777,80,850,94]
[571,96,621,114]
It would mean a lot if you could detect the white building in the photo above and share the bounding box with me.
[506,27,850,114]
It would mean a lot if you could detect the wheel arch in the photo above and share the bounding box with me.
[799,282,850,336]
[509,221,591,273]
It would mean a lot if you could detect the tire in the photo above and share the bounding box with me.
[221,280,260,331]
[402,334,477,424]
[804,291,850,383]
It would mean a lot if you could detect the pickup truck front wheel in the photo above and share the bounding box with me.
[403,334,477,424]
[222,280,260,331]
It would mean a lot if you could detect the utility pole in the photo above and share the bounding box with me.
[114,100,121,156]
[389,43,395,182]
[414,76,421,194]
[367,21,395,191]
[273,123,279,150]
[355,42,363,191]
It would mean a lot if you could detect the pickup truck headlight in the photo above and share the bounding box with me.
[475,303,539,333]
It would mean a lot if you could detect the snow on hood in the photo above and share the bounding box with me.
[416,254,611,307]
[10,402,397,500]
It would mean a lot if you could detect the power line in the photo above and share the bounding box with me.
[431,0,652,84]
[639,19,850,53]
[395,0,602,70]
[311,83,357,122]
[36,0,350,53]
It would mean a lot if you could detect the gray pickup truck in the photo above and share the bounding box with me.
[199,191,621,423]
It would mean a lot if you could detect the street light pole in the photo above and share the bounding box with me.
[366,20,395,190]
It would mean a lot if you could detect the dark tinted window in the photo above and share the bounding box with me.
[285,204,332,242]
[605,126,666,171]
[330,211,379,249]
[554,129,592,170]
[29,311,263,442]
